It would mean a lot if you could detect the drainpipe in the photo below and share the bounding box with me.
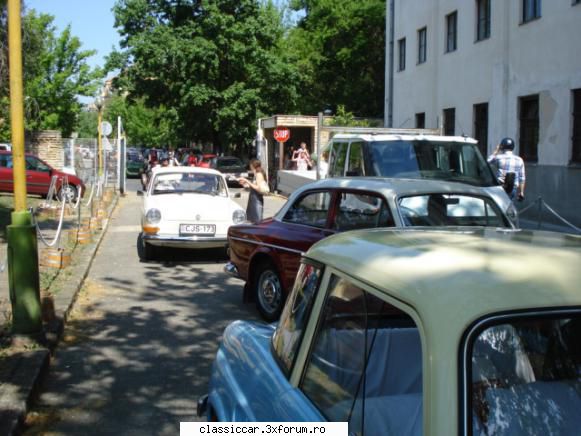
[386,0,395,127]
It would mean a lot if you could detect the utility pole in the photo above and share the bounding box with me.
[7,0,43,337]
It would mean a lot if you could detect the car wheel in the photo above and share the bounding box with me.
[254,261,284,322]
[138,233,156,261]
[58,184,78,202]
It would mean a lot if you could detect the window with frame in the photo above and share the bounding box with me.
[443,107,456,136]
[332,192,394,231]
[328,141,349,177]
[301,276,422,435]
[417,27,427,64]
[0,155,10,168]
[25,156,50,172]
[398,38,406,71]
[519,95,539,162]
[415,113,425,129]
[446,11,458,53]
[272,262,323,375]
[399,193,508,227]
[476,0,491,41]
[522,0,541,23]
[473,103,489,157]
[346,142,365,177]
[467,312,581,435]
[571,89,581,164]
[283,191,332,228]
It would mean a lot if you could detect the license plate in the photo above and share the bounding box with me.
[179,224,216,236]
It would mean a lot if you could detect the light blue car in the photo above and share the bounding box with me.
[199,228,581,435]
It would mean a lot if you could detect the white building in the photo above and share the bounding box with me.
[385,0,581,227]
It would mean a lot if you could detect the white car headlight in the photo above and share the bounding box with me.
[145,208,162,224]
[233,209,246,224]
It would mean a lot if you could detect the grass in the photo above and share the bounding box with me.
[0,194,46,242]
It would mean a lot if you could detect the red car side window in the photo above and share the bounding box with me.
[283,191,332,228]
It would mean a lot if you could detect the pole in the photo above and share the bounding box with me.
[118,116,126,194]
[97,104,103,179]
[317,112,323,180]
[386,0,395,127]
[7,0,43,336]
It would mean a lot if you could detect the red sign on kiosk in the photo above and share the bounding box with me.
[273,127,290,143]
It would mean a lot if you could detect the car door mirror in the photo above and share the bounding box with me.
[137,190,144,196]
[232,192,241,199]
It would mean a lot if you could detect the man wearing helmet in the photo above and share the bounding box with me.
[487,137,526,201]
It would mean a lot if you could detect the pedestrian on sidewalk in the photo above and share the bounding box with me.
[238,159,269,223]
[487,137,526,202]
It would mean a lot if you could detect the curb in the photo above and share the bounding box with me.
[0,193,120,435]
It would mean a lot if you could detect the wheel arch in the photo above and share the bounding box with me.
[244,249,282,303]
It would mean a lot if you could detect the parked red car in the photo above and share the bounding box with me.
[0,151,85,200]
[225,177,513,321]
[197,154,217,168]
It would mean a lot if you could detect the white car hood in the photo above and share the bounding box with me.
[144,194,241,222]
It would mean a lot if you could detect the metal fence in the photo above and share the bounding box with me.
[64,137,120,188]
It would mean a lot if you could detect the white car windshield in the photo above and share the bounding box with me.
[152,172,226,196]
[368,140,497,187]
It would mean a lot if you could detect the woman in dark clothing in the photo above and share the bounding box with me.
[238,159,269,223]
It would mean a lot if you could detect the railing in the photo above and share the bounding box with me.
[518,196,581,234]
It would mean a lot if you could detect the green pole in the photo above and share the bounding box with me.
[7,0,42,336]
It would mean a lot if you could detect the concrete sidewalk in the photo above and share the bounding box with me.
[0,189,287,435]
[0,194,119,435]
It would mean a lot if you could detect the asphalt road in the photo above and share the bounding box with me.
[24,178,286,435]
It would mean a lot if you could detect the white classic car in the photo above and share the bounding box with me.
[140,166,246,260]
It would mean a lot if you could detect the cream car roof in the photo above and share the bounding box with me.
[330,133,478,144]
[305,228,581,330]
[151,166,223,176]
[275,177,502,220]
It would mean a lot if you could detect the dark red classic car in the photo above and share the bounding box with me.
[225,177,513,321]
[0,151,84,201]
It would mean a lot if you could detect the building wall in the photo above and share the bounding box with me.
[386,0,581,226]
[25,130,64,170]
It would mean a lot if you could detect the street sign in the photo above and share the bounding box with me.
[273,127,290,143]
[100,121,113,137]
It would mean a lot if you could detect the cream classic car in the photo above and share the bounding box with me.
[202,228,581,435]
[140,166,246,260]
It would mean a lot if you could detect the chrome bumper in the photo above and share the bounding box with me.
[142,234,227,249]
[223,261,240,278]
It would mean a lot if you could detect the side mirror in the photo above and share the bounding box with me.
[232,192,241,199]
[137,190,144,196]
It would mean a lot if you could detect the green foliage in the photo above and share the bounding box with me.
[328,105,370,127]
[287,0,385,118]
[110,0,300,153]
[104,94,179,148]
[0,6,102,141]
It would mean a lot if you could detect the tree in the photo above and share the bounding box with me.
[103,94,179,148]
[287,0,385,118]
[110,0,300,153]
[0,5,102,140]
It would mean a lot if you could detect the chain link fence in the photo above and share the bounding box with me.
[64,137,120,188]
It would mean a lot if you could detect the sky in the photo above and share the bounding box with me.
[25,0,120,72]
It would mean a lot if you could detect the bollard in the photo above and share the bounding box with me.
[67,228,92,244]
[39,247,71,269]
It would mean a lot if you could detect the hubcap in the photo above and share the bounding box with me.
[257,270,281,315]
[61,186,76,202]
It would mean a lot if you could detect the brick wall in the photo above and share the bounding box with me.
[25,130,64,170]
